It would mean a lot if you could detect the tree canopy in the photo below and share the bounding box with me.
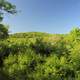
[0,24,9,39]
[0,0,16,22]
[0,0,16,39]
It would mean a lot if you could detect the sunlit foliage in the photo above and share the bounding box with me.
[0,28,80,80]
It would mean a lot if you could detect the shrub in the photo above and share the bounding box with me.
[0,24,9,39]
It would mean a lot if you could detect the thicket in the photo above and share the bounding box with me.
[0,27,80,80]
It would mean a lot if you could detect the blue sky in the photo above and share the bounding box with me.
[3,0,80,33]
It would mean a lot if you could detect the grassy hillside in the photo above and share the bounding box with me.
[0,28,80,80]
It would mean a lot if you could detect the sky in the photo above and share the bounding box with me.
[3,0,80,34]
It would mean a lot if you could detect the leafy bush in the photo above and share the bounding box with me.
[0,24,9,39]
[0,28,80,80]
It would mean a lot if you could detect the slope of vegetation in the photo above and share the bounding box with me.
[0,26,80,80]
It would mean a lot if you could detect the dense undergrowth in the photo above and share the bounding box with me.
[0,27,80,80]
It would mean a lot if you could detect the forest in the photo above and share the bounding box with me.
[0,0,80,80]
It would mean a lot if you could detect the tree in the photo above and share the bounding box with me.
[0,0,16,39]
[0,24,8,39]
[0,0,16,22]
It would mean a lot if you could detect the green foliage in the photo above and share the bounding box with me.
[0,24,9,39]
[31,37,54,56]
[0,0,16,22]
[0,28,80,80]
[10,32,52,38]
